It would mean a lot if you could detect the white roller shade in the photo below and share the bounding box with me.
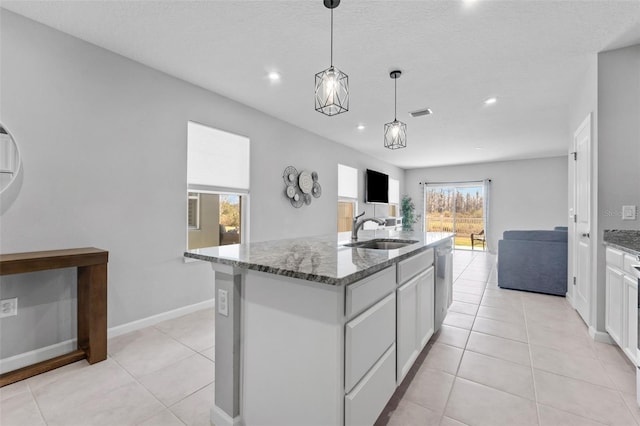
[187,121,250,191]
[389,178,400,204]
[338,164,358,199]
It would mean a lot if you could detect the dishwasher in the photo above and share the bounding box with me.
[434,238,454,332]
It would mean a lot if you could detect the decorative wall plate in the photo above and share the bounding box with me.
[283,166,322,208]
[282,166,298,185]
[298,171,313,194]
[290,188,304,208]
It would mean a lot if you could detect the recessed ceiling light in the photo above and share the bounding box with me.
[357,124,365,130]
[268,71,281,81]
[464,0,479,6]
[475,147,483,150]
[484,97,497,105]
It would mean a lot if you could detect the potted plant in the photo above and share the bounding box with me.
[401,195,418,231]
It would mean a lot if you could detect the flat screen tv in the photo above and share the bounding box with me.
[366,169,389,204]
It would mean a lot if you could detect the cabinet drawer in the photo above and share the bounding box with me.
[397,249,434,284]
[345,293,396,393]
[606,247,624,269]
[345,344,396,426]
[346,266,395,319]
[623,253,640,277]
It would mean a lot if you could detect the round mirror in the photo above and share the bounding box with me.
[0,123,21,194]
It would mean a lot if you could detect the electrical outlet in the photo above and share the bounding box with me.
[622,205,637,220]
[0,298,18,318]
[217,289,229,317]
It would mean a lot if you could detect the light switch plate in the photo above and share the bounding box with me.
[622,205,637,220]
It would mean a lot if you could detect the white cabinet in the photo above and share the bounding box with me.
[605,247,639,365]
[345,293,396,392]
[397,276,419,382]
[418,267,435,348]
[345,345,396,426]
[397,264,435,384]
[624,275,638,363]
[606,265,624,346]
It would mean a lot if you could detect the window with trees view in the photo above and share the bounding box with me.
[425,184,485,250]
[187,121,249,250]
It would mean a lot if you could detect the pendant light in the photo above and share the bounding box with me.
[384,70,407,150]
[314,0,349,116]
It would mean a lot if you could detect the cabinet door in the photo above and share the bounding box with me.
[418,266,435,349]
[606,266,624,346]
[397,277,419,384]
[624,275,638,364]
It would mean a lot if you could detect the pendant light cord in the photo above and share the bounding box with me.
[394,77,397,121]
[330,7,333,66]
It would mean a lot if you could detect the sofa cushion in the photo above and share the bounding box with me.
[502,230,567,243]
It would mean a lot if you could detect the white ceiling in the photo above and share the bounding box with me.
[3,0,640,169]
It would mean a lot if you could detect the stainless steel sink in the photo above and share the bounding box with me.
[344,239,419,250]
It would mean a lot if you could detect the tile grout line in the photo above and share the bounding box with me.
[25,379,50,426]
[521,288,542,426]
[438,251,492,426]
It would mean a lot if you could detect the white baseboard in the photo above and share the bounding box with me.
[0,299,215,374]
[565,292,574,307]
[0,339,77,374]
[108,299,214,339]
[589,326,614,344]
[211,405,242,426]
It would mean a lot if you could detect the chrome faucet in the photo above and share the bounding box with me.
[352,212,386,241]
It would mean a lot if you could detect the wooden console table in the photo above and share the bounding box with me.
[0,247,108,387]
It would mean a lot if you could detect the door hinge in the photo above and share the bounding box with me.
[573,276,576,286]
[571,151,577,161]
[574,214,577,223]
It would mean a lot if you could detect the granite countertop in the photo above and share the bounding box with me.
[185,230,455,286]
[603,230,640,256]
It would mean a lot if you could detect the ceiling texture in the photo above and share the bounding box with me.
[3,0,640,169]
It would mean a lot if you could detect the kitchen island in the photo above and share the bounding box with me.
[185,230,454,426]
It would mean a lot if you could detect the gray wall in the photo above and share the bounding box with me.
[405,157,569,253]
[567,44,640,334]
[0,11,403,359]
[595,44,640,331]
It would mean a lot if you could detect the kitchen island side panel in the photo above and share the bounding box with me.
[242,270,345,426]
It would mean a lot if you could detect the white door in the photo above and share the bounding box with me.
[573,114,592,324]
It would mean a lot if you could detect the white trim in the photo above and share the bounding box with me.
[211,405,242,426]
[0,299,215,373]
[108,299,214,339]
[565,291,574,307]
[0,339,77,374]
[589,326,614,344]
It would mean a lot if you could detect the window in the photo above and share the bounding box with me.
[338,164,358,232]
[424,182,486,250]
[188,192,200,229]
[187,122,249,250]
[389,178,400,218]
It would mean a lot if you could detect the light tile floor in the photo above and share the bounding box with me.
[1,308,215,426]
[1,251,638,426]
[376,250,640,426]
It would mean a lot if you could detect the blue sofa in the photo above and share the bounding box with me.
[497,227,568,296]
